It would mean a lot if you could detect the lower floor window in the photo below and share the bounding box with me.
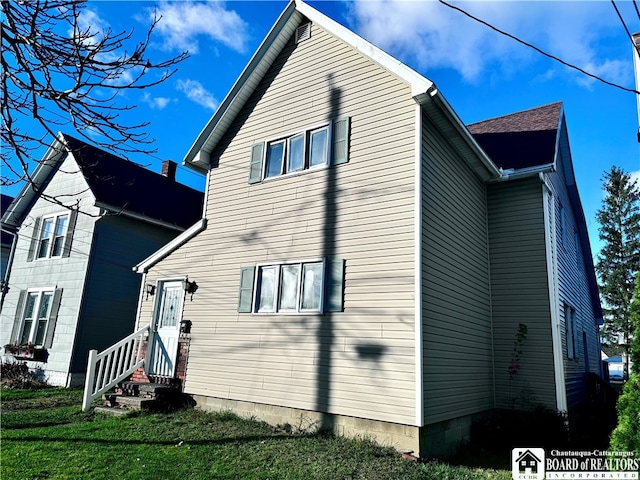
[9,288,62,350]
[257,260,324,313]
[21,291,54,345]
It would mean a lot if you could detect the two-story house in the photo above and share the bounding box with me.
[86,0,602,457]
[0,133,203,387]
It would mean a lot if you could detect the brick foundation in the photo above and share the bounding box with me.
[130,336,190,389]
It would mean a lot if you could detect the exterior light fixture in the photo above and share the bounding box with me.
[182,280,198,301]
[145,283,156,300]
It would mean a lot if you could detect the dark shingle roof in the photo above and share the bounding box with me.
[62,134,203,230]
[1,194,14,246]
[468,102,562,170]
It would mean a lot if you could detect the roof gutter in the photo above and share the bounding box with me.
[134,218,207,273]
[487,163,556,183]
[94,201,187,232]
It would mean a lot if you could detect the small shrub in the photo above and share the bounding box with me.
[470,407,569,451]
[609,373,640,455]
[1,360,49,390]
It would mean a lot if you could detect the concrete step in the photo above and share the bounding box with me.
[103,393,156,409]
[94,406,132,416]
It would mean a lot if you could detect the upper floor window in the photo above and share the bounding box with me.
[38,213,69,258]
[248,117,350,184]
[27,210,77,262]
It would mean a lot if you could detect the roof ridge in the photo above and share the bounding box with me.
[468,101,563,127]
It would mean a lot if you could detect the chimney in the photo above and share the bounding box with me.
[161,160,177,181]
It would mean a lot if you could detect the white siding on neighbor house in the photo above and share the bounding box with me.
[421,110,494,425]
[0,153,99,386]
[140,23,418,425]
[546,126,600,411]
[487,177,557,410]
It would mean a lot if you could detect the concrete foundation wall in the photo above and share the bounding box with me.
[193,394,421,455]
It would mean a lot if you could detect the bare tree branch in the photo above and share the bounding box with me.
[1,0,188,199]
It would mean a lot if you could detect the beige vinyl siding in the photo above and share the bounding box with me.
[421,111,493,425]
[141,23,418,425]
[487,177,556,409]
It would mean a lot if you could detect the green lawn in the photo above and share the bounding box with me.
[1,388,511,480]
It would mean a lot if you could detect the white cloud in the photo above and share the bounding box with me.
[176,79,218,110]
[142,92,173,110]
[152,1,249,54]
[345,0,633,86]
[630,170,640,187]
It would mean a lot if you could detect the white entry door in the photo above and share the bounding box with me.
[148,281,183,377]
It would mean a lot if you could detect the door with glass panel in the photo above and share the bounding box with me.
[148,281,183,377]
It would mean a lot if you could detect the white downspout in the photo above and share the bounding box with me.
[414,104,425,428]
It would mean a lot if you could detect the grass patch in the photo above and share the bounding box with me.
[1,389,511,480]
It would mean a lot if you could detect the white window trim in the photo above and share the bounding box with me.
[19,287,56,346]
[252,258,326,315]
[36,211,70,260]
[261,121,332,182]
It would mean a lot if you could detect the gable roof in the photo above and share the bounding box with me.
[183,0,499,180]
[2,134,204,231]
[63,134,204,230]
[467,102,563,171]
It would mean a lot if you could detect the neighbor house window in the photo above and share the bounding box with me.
[11,288,62,349]
[565,304,577,359]
[248,117,350,184]
[38,214,69,258]
[28,210,77,262]
[237,259,345,314]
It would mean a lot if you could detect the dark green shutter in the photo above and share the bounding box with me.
[325,259,344,312]
[238,267,255,313]
[44,288,63,348]
[62,210,77,258]
[26,217,41,262]
[10,290,27,343]
[332,117,350,165]
[248,143,264,184]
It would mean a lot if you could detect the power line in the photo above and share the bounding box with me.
[611,0,639,54]
[633,0,640,22]
[437,0,640,95]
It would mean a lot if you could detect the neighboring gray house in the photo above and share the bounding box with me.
[1,194,14,283]
[0,133,203,387]
[85,0,602,458]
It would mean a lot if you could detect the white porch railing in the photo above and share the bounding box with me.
[82,325,150,411]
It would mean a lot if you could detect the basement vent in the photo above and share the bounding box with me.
[295,22,311,43]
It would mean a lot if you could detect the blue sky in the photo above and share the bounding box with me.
[4,0,640,259]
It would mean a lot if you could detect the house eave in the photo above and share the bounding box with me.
[184,0,439,170]
[134,218,207,273]
[94,201,187,232]
[1,135,67,228]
